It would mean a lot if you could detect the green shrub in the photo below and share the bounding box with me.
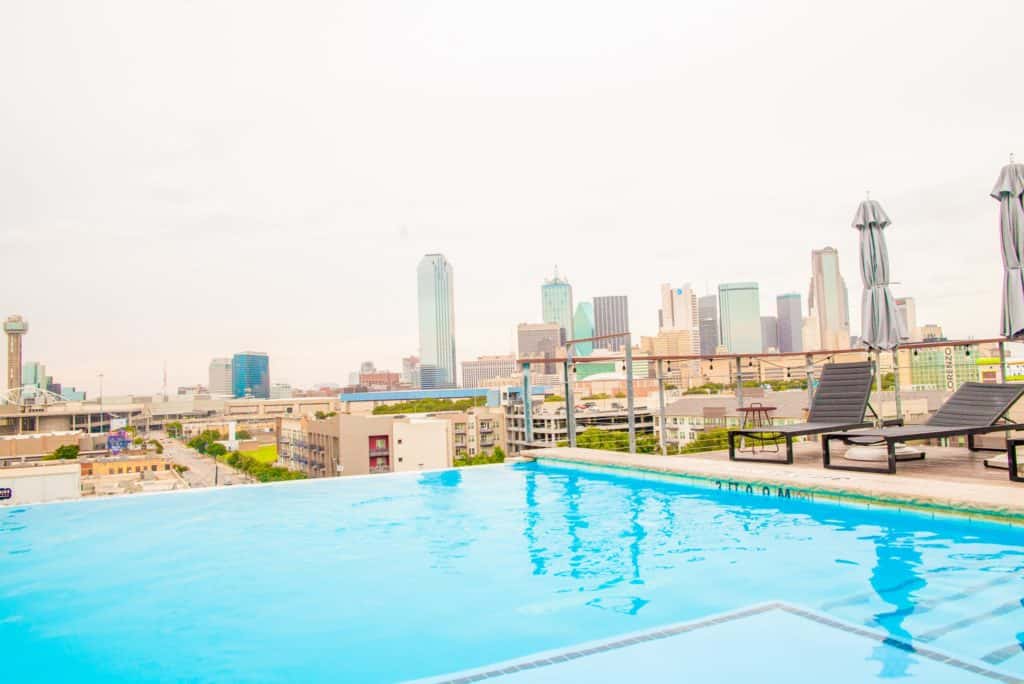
[44,444,80,460]
[206,442,227,458]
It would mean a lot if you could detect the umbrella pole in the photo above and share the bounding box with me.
[875,350,882,393]
[999,341,1007,382]
[892,347,902,424]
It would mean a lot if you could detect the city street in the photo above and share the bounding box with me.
[158,434,253,488]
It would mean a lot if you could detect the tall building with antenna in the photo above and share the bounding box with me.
[4,315,28,400]
[541,267,573,344]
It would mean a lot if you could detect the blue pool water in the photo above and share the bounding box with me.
[1,460,1023,682]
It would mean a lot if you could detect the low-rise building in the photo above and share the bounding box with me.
[504,398,654,453]
[277,405,506,478]
[0,462,81,505]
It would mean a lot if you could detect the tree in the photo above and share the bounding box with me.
[166,421,183,438]
[372,397,486,415]
[880,372,896,391]
[44,444,80,460]
[236,429,252,440]
[132,436,144,446]
[187,429,223,455]
[207,442,228,458]
[149,439,164,454]
[314,411,338,420]
[493,445,506,461]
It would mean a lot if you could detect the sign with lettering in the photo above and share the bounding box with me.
[943,346,957,391]
[0,488,12,501]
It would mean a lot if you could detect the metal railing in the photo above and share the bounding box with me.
[518,335,1014,456]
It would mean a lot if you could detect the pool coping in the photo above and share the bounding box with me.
[524,449,1024,525]
[415,601,1023,683]
[0,462,511,509]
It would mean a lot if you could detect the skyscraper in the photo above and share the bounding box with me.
[894,297,920,342]
[541,269,573,343]
[593,296,629,351]
[573,302,595,356]
[517,323,562,374]
[776,293,803,353]
[659,283,700,355]
[22,361,46,397]
[4,315,27,398]
[808,247,851,350]
[760,316,779,352]
[208,358,233,397]
[401,356,420,387]
[232,352,270,399]
[718,283,762,354]
[698,295,719,356]
[417,253,457,388]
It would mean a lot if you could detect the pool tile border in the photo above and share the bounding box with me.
[530,455,1024,526]
[425,602,1023,684]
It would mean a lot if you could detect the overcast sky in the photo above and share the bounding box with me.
[2,0,1022,395]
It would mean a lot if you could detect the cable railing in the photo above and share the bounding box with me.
[515,335,1017,455]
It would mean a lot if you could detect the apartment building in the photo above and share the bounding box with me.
[277,406,506,477]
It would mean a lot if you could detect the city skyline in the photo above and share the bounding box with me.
[3,2,1021,394]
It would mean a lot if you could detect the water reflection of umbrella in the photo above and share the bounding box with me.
[867,528,925,677]
[991,159,1024,339]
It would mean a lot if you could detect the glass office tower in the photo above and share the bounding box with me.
[572,302,595,356]
[232,352,270,399]
[417,254,457,388]
[541,270,574,344]
[718,283,762,354]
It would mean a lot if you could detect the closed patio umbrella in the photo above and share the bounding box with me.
[991,160,1024,339]
[854,198,906,351]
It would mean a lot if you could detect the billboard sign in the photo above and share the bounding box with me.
[107,430,130,454]
[110,417,128,431]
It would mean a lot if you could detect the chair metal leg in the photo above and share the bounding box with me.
[1011,441,1022,483]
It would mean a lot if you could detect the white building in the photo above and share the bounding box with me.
[0,462,81,505]
[895,297,921,342]
[461,355,517,389]
[659,283,700,356]
[269,383,293,400]
[208,358,233,397]
[392,418,451,472]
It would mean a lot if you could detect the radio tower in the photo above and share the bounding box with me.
[3,315,28,402]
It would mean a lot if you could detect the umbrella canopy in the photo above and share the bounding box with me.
[853,199,906,350]
[991,162,1024,339]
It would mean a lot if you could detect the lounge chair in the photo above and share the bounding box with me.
[822,382,1024,474]
[728,361,875,464]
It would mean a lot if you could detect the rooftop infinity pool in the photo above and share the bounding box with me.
[1,461,1022,682]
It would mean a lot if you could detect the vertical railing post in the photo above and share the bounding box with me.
[522,362,532,448]
[735,356,744,408]
[656,359,667,456]
[805,354,815,405]
[625,334,636,454]
[564,347,576,448]
[1000,340,1008,383]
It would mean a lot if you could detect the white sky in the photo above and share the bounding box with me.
[2,0,1022,395]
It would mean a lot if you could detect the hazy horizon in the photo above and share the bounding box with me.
[3,0,1022,395]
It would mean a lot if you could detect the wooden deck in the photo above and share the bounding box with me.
[525,441,1024,520]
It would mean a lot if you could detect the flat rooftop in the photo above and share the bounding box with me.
[526,442,1024,520]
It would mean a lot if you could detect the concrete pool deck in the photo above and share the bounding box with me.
[524,442,1024,520]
